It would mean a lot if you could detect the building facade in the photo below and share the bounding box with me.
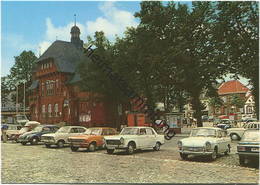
[29,24,120,128]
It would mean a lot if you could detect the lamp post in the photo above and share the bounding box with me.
[23,81,26,115]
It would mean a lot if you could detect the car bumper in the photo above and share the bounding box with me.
[17,138,30,143]
[179,150,213,155]
[237,152,259,157]
[70,142,89,148]
[42,139,56,145]
[106,145,128,150]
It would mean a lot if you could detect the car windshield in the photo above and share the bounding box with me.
[56,127,70,133]
[120,128,139,135]
[18,127,29,133]
[241,131,260,142]
[32,126,43,132]
[87,129,101,135]
[190,128,216,137]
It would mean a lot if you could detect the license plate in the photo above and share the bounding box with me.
[251,148,259,152]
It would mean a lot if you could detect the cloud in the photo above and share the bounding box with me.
[86,2,138,38]
[38,2,138,54]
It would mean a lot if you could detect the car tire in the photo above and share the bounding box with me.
[30,137,39,145]
[88,142,96,152]
[153,142,161,151]
[210,147,218,160]
[45,144,51,148]
[239,155,245,166]
[127,142,135,155]
[231,134,240,141]
[180,153,188,160]
[107,149,114,154]
[71,146,79,152]
[21,142,27,145]
[57,140,65,148]
[224,145,231,155]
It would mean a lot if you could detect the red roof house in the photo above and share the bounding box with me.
[218,80,249,95]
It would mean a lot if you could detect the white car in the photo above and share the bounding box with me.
[178,127,231,160]
[5,124,22,138]
[41,126,87,148]
[104,127,164,155]
[227,122,260,140]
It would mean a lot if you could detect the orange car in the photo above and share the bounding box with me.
[68,127,117,152]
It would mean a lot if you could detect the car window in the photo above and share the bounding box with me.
[77,128,86,133]
[70,128,78,133]
[140,128,146,135]
[146,128,154,135]
[109,129,117,135]
[42,127,51,131]
[17,126,22,130]
[102,129,109,135]
[52,127,59,132]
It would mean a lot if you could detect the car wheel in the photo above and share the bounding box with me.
[210,148,218,160]
[57,140,65,148]
[153,142,161,151]
[45,144,51,148]
[71,146,79,152]
[231,134,240,141]
[30,137,39,145]
[107,149,114,154]
[180,153,188,160]
[224,145,231,155]
[21,142,27,145]
[88,142,96,152]
[239,155,245,166]
[127,142,135,155]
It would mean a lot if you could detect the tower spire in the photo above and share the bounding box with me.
[74,14,76,26]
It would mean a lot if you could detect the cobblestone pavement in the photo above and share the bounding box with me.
[1,136,259,184]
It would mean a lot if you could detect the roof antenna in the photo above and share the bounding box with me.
[74,14,76,26]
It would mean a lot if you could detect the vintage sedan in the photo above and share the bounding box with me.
[237,130,259,166]
[5,124,22,139]
[227,122,260,141]
[104,126,164,155]
[68,127,117,152]
[17,125,59,145]
[41,126,87,148]
[178,127,231,160]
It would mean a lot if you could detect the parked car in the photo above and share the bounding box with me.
[227,122,260,141]
[9,121,40,142]
[17,125,59,145]
[104,126,164,155]
[237,130,259,166]
[216,119,232,130]
[178,127,231,160]
[5,124,22,139]
[68,127,117,152]
[41,126,87,148]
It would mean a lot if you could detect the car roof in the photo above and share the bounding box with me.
[88,127,115,129]
[193,127,222,130]
[125,126,152,129]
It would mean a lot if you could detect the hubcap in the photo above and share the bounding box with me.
[89,144,95,151]
[231,134,238,140]
[58,142,63,147]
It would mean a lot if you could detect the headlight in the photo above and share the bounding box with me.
[237,146,246,151]
[177,141,182,149]
[120,137,124,144]
[205,142,211,151]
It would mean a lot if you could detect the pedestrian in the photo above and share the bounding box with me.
[1,124,8,143]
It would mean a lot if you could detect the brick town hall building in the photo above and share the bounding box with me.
[29,24,119,127]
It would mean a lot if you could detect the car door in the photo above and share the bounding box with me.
[67,128,79,142]
[137,128,148,148]
[145,128,156,147]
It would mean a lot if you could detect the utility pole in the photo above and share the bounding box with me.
[16,84,19,114]
[23,81,26,115]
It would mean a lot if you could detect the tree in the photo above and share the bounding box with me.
[230,94,245,108]
[215,2,259,118]
[7,50,37,106]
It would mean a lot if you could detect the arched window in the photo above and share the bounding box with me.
[48,104,52,117]
[54,103,58,117]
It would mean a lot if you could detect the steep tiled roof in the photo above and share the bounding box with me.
[218,80,249,95]
[36,40,89,73]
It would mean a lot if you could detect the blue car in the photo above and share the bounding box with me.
[18,125,59,145]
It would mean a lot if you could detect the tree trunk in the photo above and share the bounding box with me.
[252,78,259,120]
[190,93,203,127]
